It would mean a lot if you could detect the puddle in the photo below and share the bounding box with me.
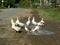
[27,30,54,35]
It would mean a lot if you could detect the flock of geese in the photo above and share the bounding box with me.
[11,16,45,33]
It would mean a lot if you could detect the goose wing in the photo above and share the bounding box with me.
[12,25,21,31]
[31,25,40,32]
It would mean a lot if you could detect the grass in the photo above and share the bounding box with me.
[37,7,60,20]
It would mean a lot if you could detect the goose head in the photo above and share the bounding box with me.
[16,17,25,27]
[28,16,30,20]
[11,18,15,25]
[40,18,44,24]
[26,16,31,26]
[32,17,35,22]
[16,17,19,24]
[32,17,37,25]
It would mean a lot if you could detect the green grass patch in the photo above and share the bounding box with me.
[37,7,60,20]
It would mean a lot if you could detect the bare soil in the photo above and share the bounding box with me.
[0,9,60,45]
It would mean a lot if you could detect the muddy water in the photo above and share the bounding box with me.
[0,9,60,45]
[28,10,60,45]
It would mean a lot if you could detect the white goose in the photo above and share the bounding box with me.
[26,16,30,26]
[31,25,40,32]
[25,26,29,32]
[16,17,25,27]
[37,18,45,26]
[11,18,21,32]
[40,18,44,23]
[32,17,37,25]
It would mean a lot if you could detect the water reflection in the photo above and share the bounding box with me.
[27,30,54,35]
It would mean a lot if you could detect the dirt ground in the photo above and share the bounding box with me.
[0,9,60,45]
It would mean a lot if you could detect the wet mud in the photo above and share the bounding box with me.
[0,9,60,45]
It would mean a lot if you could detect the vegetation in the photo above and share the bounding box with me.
[0,0,60,20]
[4,0,15,7]
[51,0,57,7]
[37,7,60,20]
[0,0,2,6]
[18,0,30,8]
[0,0,59,8]
[0,0,15,8]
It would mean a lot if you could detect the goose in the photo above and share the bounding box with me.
[31,25,40,32]
[32,17,37,25]
[25,25,33,32]
[11,18,21,32]
[25,26,29,32]
[26,16,30,26]
[37,18,45,26]
[16,17,25,27]
[40,18,44,24]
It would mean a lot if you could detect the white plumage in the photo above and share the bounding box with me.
[11,18,21,31]
[40,18,44,24]
[31,25,40,32]
[26,16,30,26]
[11,17,45,33]
[16,17,25,27]
[37,18,45,26]
[25,26,29,32]
[32,17,37,25]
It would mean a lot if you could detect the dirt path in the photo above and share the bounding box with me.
[0,8,60,45]
[0,8,32,45]
[0,8,32,20]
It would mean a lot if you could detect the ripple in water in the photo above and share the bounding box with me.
[27,30,54,35]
